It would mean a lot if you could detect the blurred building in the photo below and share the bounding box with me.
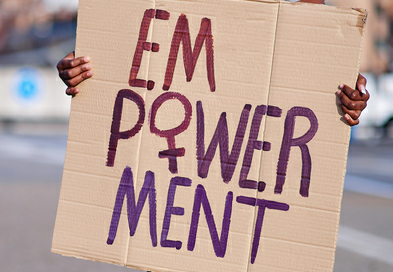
[327,0,393,74]
[0,0,76,122]
[0,0,77,66]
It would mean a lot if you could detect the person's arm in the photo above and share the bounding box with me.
[57,52,93,96]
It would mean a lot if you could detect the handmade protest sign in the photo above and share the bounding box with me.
[52,0,366,271]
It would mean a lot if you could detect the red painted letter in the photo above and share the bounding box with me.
[129,9,170,90]
[107,89,145,167]
[163,14,215,92]
[150,92,192,174]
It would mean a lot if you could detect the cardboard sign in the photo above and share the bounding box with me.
[52,0,366,271]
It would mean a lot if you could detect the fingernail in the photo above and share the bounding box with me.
[86,71,93,77]
[337,99,342,105]
[339,84,344,89]
[84,56,91,62]
[359,84,366,95]
[337,90,341,95]
[344,114,350,120]
[84,63,92,70]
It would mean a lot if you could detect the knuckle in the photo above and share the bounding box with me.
[68,60,75,68]
[68,78,78,87]
[349,91,357,100]
[62,69,69,78]
[66,69,75,79]
[348,102,356,109]
[80,64,88,72]
[81,71,91,79]
[59,70,66,80]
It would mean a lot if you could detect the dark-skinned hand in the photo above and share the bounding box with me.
[336,74,369,126]
[57,52,93,96]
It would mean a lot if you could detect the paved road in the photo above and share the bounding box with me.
[335,140,393,272]
[0,124,392,272]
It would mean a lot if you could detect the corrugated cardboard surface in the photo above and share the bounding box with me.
[52,1,366,271]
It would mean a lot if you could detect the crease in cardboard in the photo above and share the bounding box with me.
[124,1,157,265]
[241,1,281,270]
[69,110,111,120]
[76,77,137,86]
[58,198,117,212]
[65,137,108,146]
[261,235,337,250]
[285,201,340,214]
[61,169,121,186]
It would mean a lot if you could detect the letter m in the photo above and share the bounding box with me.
[107,167,157,246]
[163,14,215,92]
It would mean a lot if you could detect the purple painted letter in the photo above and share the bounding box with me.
[237,196,289,264]
[275,107,318,197]
[106,89,145,167]
[107,167,157,246]
[150,92,192,174]
[187,185,233,258]
[239,105,282,191]
[197,101,251,183]
[161,176,192,249]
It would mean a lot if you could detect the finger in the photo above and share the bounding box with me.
[340,83,370,102]
[57,55,91,71]
[56,52,75,71]
[339,103,362,121]
[65,87,80,97]
[356,73,367,95]
[343,113,359,126]
[59,62,92,81]
[338,84,364,101]
[63,70,93,87]
[337,88,367,111]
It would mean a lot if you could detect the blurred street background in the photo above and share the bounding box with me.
[0,0,393,271]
